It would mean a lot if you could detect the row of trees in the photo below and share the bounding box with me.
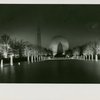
[0,34,52,59]
[66,40,100,61]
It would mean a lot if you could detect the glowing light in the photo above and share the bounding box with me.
[49,36,69,55]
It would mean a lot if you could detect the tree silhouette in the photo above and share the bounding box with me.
[72,47,80,57]
[65,49,72,57]
[10,39,26,58]
[83,42,94,55]
[55,42,64,57]
[57,42,63,55]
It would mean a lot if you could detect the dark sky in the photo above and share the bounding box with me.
[0,4,100,48]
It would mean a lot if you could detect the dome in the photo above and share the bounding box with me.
[49,36,69,55]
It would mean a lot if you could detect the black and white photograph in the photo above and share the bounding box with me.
[0,4,100,83]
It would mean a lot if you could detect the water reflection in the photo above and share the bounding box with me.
[93,61,100,81]
[10,65,15,82]
[0,60,100,83]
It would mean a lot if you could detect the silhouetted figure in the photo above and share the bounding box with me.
[55,42,64,57]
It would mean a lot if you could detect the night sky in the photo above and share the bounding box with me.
[0,4,100,48]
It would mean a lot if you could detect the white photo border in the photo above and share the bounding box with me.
[0,0,100,100]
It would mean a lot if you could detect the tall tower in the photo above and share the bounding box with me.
[37,25,41,48]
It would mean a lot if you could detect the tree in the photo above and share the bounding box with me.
[0,34,11,58]
[82,42,96,60]
[94,41,100,54]
[83,43,93,54]
[54,42,64,57]
[57,42,63,55]
[65,49,72,57]
[46,49,53,57]
[92,40,100,61]
[10,39,26,58]
[72,47,80,57]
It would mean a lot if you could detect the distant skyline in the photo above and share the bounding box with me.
[0,5,100,48]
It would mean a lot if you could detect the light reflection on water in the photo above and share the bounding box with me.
[0,60,100,83]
